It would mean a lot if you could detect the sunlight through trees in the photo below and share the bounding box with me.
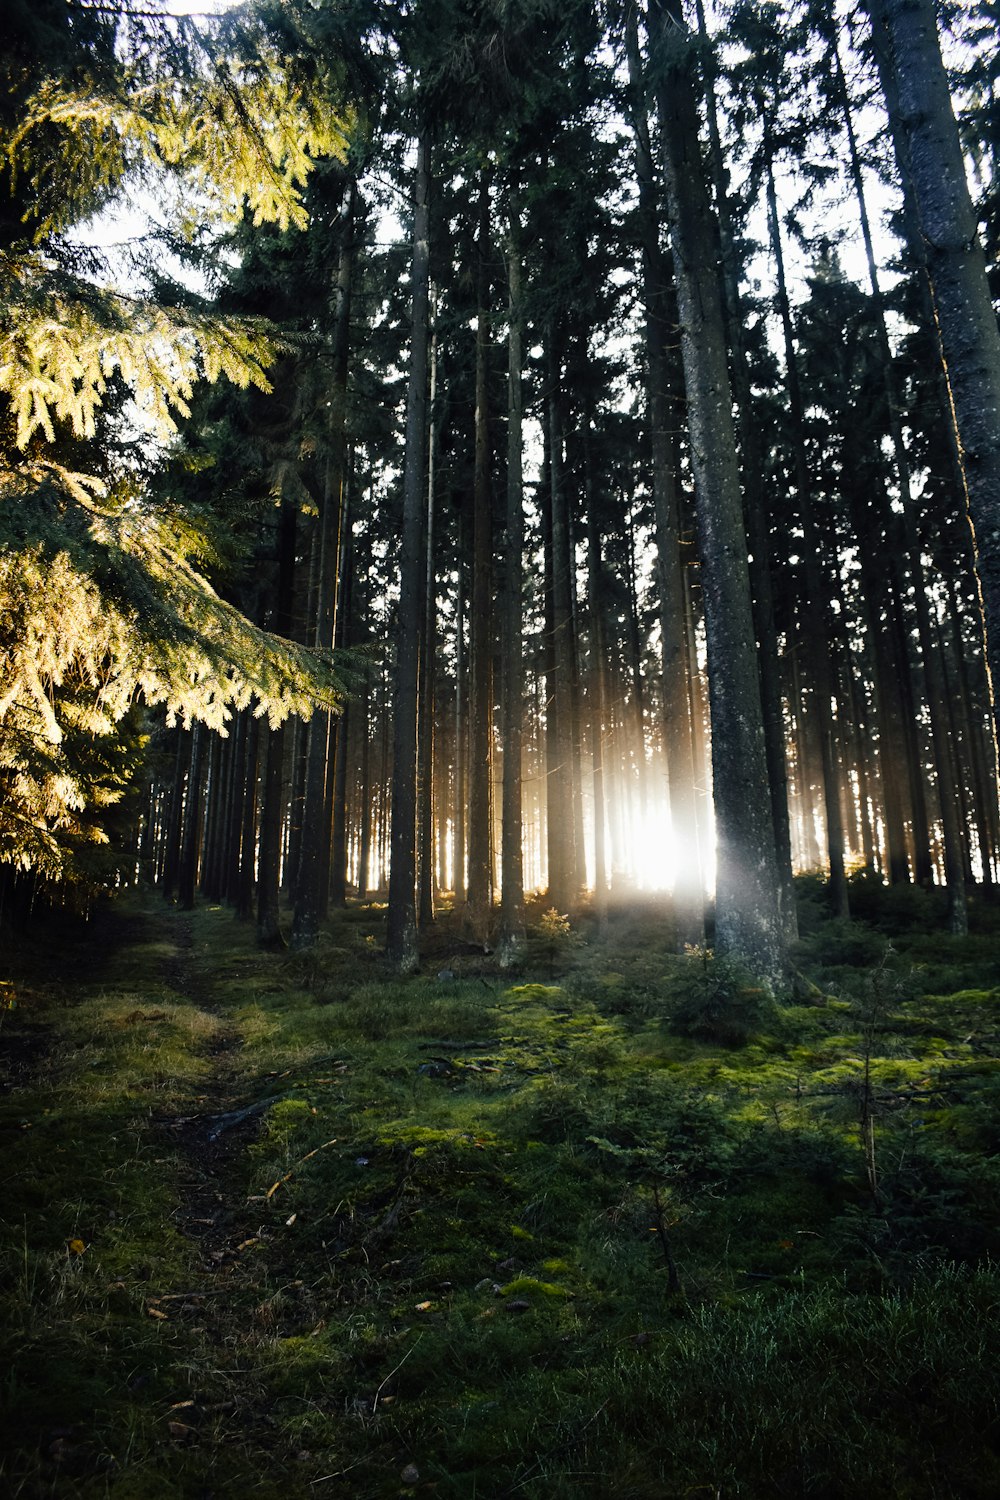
[1,0,998,985]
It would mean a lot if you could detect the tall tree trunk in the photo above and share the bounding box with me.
[453,516,467,905]
[866,0,1000,763]
[649,0,784,987]
[545,333,580,911]
[223,709,249,907]
[418,302,439,929]
[827,14,967,928]
[498,191,527,966]
[623,507,650,826]
[693,0,796,940]
[947,574,1000,885]
[257,500,297,946]
[236,715,259,921]
[161,731,187,899]
[328,479,353,911]
[583,419,609,926]
[200,732,226,902]
[329,462,358,909]
[387,136,431,971]
[761,129,849,920]
[356,609,372,902]
[466,167,495,943]
[291,178,355,949]
[178,724,206,912]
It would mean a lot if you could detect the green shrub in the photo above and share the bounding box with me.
[667,951,778,1046]
[848,872,947,934]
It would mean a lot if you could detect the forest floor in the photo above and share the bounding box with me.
[2,879,1000,1498]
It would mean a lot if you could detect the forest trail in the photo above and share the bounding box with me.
[0,898,344,1496]
[154,912,270,1351]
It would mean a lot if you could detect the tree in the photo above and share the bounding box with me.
[647,0,785,987]
[0,0,355,899]
[865,0,1000,758]
[623,0,705,947]
[290,174,357,949]
[386,132,431,972]
[497,186,527,966]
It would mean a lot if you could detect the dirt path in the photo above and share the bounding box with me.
[153,913,278,1355]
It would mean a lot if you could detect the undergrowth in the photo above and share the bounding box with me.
[2,882,1000,1495]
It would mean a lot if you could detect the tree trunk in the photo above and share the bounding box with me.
[545,332,580,912]
[498,190,527,967]
[161,731,187,899]
[453,515,467,905]
[418,302,439,929]
[866,0,1000,763]
[761,131,849,920]
[693,0,795,940]
[649,0,784,988]
[466,168,495,944]
[236,715,259,921]
[257,500,297,946]
[223,709,249,907]
[329,515,354,910]
[291,178,355,949]
[827,13,966,927]
[178,724,206,912]
[584,419,609,926]
[387,136,431,971]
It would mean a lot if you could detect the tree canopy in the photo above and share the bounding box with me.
[0,0,357,889]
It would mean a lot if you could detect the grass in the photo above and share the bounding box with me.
[2,883,1000,1495]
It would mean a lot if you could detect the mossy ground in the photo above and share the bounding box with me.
[2,882,1000,1496]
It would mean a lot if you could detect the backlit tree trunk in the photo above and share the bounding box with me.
[466,167,495,942]
[291,178,355,949]
[649,0,785,987]
[387,134,431,971]
[498,191,527,966]
[866,0,1000,761]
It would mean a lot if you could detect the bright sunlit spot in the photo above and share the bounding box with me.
[620,797,677,893]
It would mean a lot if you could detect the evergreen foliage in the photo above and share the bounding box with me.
[0,0,356,891]
[0,0,998,967]
[3,0,1000,1485]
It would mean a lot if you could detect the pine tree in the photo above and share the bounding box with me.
[864,0,1000,757]
[0,0,356,897]
[647,0,785,987]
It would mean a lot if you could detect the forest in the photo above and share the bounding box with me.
[2,0,1000,1494]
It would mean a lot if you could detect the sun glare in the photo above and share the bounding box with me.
[621,797,677,892]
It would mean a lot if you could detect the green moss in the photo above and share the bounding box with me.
[510,983,566,1002]
[5,893,1000,1498]
[500,1276,572,1299]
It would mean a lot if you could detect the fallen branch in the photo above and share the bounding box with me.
[417,1039,500,1052]
[265,1138,339,1200]
[206,1097,283,1141]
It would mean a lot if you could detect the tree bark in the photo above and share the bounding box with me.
[866,0,1000,764]
[257,499,297,946]
[761,128,849,920]
[545,332,581,911]
[583,416,609,926]
[692,0,793,939]
[418,301,439,929]
[387,136,431,971]
[649,0,785,987]
[498,190,527,966]
[178,724,206,912]
[827,13,966,927]
[466,168,495,944]
[291,178,355,949]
